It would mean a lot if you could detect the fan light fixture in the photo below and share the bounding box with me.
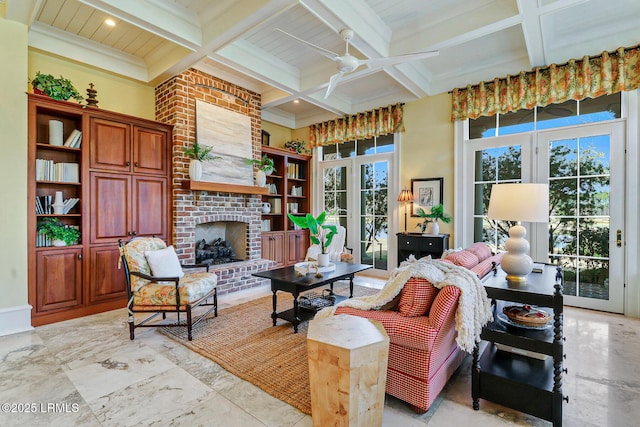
[275,28,438,98]
[487,183,549,283]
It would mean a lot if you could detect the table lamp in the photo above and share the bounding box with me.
[397,188,414,233]
[487,183,549,283]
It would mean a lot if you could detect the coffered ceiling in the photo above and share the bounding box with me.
[5,0,640,128]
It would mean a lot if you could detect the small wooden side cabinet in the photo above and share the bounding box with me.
[397,233,449,266]
[473,264,566,427]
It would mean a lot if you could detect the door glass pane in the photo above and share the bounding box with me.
[376,134,394,153]
[360,161,389,270]
[323,166,348,240]
[548,136,611,301]
[357,138,375,156]
[338,141,356,158]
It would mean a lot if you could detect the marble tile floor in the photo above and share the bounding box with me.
[1,275,639,427]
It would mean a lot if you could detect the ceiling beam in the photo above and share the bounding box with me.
[5,0,41,25]
[29,21,148,81]
[516,0,546,67]
[77,0,202,49]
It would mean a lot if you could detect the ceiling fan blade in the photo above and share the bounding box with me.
[325,72,344,99]
[274,28,340,61]
[361,50,439,69]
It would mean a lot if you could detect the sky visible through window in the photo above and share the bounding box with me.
[484,111,616,138]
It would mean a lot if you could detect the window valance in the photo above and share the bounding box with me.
[451,45,640,122]
[309,103,405,146]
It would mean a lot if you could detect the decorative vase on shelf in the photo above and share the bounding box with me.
[189,159,203,181]
[256,169,267,187]
[49,120,64,146]
[52,239,67,247]
[430,220,440,235]
[317,253,330,267]
[52,191,65,215]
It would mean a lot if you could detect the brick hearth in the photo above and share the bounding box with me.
[155,68,275,294]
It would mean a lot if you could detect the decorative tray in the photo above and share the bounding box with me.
[497,312,553,331]
[294,262,336,275]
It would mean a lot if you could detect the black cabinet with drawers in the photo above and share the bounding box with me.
[396,233,449,266]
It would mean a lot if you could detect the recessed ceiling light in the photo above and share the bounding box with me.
[105,18,116,27]
[293,99,300,104]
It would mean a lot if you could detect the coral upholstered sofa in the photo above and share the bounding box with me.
[334,243,503,413]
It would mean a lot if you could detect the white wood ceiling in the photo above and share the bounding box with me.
[6,0,640,128]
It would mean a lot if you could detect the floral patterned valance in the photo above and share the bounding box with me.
[451,45,640,122]
[309,103,405,146]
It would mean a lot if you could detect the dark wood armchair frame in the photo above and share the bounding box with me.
[119,239,218,341]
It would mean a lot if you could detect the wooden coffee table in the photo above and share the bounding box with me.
[252,262,372,333]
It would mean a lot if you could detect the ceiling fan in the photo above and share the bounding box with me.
[275,28,439,98]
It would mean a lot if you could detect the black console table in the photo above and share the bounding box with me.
[397,233,449,266]
[473,264,566,426]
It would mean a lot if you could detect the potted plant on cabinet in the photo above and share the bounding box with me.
[284,139,311,155]
[287,211,337,266]
[183,141,221,181]
[30,71,84,102]
[37,218,81,246]
[416,204,451,235]
[245,154,275,187]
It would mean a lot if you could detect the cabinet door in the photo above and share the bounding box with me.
[90,172,132,243]
[90,118,131,172]
[262,232,285,267]
[133,176,167,239]
[35,249,83,312]
[287,231,308,265]
[133,126,168,175]
[89,246,128,303]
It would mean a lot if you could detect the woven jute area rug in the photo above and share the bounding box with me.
[159,284,378,415]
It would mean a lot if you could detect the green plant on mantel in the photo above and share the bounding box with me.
[245,154,275,172]
[37,218,81,246]
[30,71,84,102]
[183,141,222,161]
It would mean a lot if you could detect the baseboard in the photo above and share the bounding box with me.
[0,305,34,336]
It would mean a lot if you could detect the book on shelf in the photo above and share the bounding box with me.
[35,159,79,182]
[63,129,82,147]
[62,197,80,214]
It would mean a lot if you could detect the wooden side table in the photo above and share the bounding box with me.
[307,314,390,427]
[397,233,449,266]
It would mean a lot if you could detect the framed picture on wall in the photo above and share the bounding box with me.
[262,130,270,146]
[411,177,443,216]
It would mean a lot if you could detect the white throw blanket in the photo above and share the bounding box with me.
[316,256,493,353]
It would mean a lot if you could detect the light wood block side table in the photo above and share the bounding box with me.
[307,314,390,427]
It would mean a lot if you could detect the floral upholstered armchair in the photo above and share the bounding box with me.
[118,237,218,341]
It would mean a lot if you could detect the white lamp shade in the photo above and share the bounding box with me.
[487,183,549,223]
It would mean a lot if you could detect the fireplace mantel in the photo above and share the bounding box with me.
[181,180,269,195]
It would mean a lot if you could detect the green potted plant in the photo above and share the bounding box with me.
[183,141,221,181]
[245,154,275,187]
[287,211,337,266]
[416,204,451,235]
[37,218,81,246]
[284,139,311,155]
[30,71,84,102]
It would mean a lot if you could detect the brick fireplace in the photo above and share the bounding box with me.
[155,68,275,295]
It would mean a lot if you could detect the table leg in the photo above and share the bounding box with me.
[293,291,300,333]
[272,290,277,326]
[472,345,480,410]
[349,274,354,298]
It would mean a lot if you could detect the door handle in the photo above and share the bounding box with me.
[126,161,130,166]
[135,162,139,167]
[617,229,622,247]
[77,253,82,260]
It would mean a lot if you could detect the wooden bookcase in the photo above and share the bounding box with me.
[28,93,172,326]
[260,146,310,266]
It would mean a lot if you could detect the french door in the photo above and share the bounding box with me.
[321,153,393,274]
[537,122,625,312]
[466,121,625,313]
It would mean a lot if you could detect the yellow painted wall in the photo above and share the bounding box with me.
[29,50,155,120]
[262,121,291,149]
[0,16,28,310]
[400,93,455,241]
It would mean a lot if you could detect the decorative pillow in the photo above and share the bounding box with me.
[398,277,439,317]
[466,242,493,262]
[144,246,184,279]
[442,250,479,270]
[441,247,463,258]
